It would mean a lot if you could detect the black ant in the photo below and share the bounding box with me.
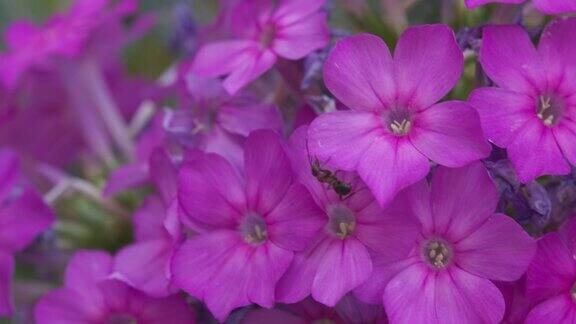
[306,140,353,200]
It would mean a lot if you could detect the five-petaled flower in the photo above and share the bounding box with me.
[355,162,536,323]
[470,19,576,182]
[308,26,491,207]
[190,0,330,94]
[171,130,325,321]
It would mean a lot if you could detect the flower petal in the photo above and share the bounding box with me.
[553,119,576,166]
[354,255,419,305]
[394,24,462,109]
[0,189,54,253]
[114,240,175,297]
[434,267,505,323]
[527,232,576,301]
[171,230,248,321]
[455,214,536,281]
[246,243,293,308]
[355,195,420,257]
[276,236,331,303]
[357,136,430,207]
[273,0,326,25]
[410,100,490,167]
[149,149,178,203]
[62,251,111,312]
[537,18,576,92]
[469,87,535,147]
[480,25,543,94]
[430,162,498,240]
[308,111,382,171]
[311,238,373,306]
[525,295,576,324]
[507,121,571,182]
[133,195,166,241]
[273,12,329,60]
[34,288,101,324]
[222,49,277,95]
[178,151,245,231]
[323,34,395,112]
[266,183,325,251]
[533,0,576,14]
[383,263,438,323]
[191,40,255,78]
[218,104,282,138]
[244,130,293,214]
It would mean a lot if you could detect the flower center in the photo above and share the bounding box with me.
[240,212,268,245]
[423,239,452,269]
[383,108,412,136]
[106,314,137,324]
[259,24,276,48]
[536,94,564,127]
[327,204,356,239]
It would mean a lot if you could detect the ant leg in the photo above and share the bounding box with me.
[341,187,368,202]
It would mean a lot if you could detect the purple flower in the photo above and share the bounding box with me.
[355,162,535,323]
[171,130,325,321]
[470,19,576,182]
[190,0,330,94]
[174,75,283,169]
[525,216,576,323]
[275,126,419,306]
[308,27,490,206]
[465,0,576,14]
[0,150,54,316]
[34,251,195,323]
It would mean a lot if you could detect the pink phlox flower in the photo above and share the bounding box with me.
[171,130,325,321]
[470,19,576,182]
[190,0,330,94]
[354,162,535,323]
[308,26,490,206]
[275,126,419,307]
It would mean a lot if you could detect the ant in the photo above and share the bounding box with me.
[306,140,353,200]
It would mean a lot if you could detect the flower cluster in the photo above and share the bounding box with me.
[1,0,576,323]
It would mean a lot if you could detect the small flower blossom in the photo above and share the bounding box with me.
[470,19,576,182]
[0,149,54,316]
[275,126,419,307]
[308,27,490,206]
[525,216,576,323]
[171,130,325,321]
[355,162,536,323]
[190,0,330,94]
[465,0,576,15]
[34,251,195,323]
